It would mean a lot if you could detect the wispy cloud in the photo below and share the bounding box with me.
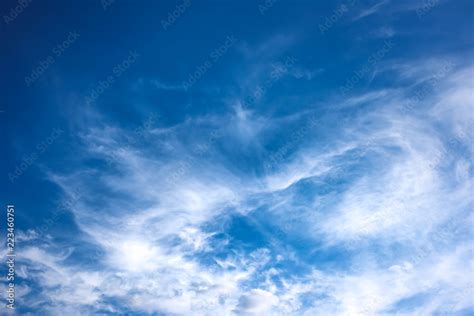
[352,0,390,21]
[12,35,473,316]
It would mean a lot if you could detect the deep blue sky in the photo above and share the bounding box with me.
[1,1,473,315]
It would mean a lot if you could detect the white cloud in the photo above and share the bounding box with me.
[21,59,473,315]
[352,0,390,21]
[235,289,279,315]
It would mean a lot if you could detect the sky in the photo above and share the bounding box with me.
[1,0,473,315]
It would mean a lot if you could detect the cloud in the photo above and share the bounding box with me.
[132,77,186,92]
[352,0,390,21]
[371,26,396,39]
[16,43,473,314]
[150,78,186,91]
[235,289,279,315]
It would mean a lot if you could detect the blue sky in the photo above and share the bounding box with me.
[1,0,473,315]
